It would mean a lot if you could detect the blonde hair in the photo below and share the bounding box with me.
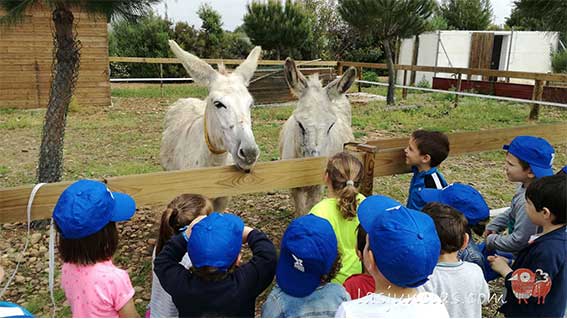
[156,194,213,255]
[326,152,363,219]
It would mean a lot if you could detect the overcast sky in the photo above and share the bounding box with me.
[153,0,515,31]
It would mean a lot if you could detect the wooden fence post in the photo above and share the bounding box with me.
[402,70,408,100]
[344,143,377,197]
[337,61,343,76]
[529,80,545,121]
[454,73,462,107]
[358,67,363,92]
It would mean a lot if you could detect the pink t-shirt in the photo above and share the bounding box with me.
[61,260,135,318]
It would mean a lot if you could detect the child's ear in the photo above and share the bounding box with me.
[356,249,363,262]
[461,233,470,251]
[421,154,431,165]
[527,168,536,179]
[541,207,555,223]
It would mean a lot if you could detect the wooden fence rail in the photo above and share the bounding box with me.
[109,57,567,83]
[1,123,565,224]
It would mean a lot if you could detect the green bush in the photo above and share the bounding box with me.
[552,50,567,73]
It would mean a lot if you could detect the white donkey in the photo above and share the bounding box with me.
[279,58,357,215]
[160,40,261,211]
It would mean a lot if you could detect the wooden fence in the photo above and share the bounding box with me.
[1,123,565,224]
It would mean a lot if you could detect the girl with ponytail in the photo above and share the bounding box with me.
[148,194,213,317]
[311,152,365,284]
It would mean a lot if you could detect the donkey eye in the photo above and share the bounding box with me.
[297,121,306,135]
[214,101,226,109]
[327,122,335,134]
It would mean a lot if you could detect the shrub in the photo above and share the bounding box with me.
[552,50,567,73]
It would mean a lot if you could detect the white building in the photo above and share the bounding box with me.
[397,30,560,85]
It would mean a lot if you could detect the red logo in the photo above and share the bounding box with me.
[509,268,552,304]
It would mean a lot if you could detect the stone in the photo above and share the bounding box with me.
[30,233,42,245]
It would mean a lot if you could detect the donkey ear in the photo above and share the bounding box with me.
[327,67,357,97]
[169,40,217,86]
[234,46,262,86]
[284,57,308,97]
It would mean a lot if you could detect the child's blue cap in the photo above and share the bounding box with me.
[503,136,555,178]
[358,196,440,288]
[276,214,337,297]
[53,180,136,239]
[417,183,490,225]
[561,166,567,174]
[187,212,244,270]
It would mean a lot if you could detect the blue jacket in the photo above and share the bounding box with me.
[261,283,350,318]
[500,226,566,318]
[407,166,448,210]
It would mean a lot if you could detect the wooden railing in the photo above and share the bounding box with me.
[1,123,565,224]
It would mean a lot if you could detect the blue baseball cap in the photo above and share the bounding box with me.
[357,195,401,232]
[53,180,136,239]
[503,136,555,178]
[187,212,244,270]
[416,183,490,225]
[276,214,338,297]
[358,196,440,288]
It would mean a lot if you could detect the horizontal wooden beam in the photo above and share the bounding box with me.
[367,123,567,153]
[108,56,338,67]
[340,61,567,83]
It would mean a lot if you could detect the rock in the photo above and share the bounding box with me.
[30,233,42,245]
[39,246,48,253]
[28,257,37,263]
[14,254,24,263]
[147,238,156,246]
[134,286,143,293]
[15,275,25,283]
[135,299,143,304]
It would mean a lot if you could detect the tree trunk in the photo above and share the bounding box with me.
[383,39,396,105]
[37,6,80,183]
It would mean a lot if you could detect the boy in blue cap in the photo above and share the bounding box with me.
[154,212,277,317]
[483,136,555,255]
[261,214,350,318]
[335,195,449,318]
[489,174,566,317]
[405,130,449,210]
[417,183,490,274]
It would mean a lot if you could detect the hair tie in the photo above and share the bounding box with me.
[346,180,355,186]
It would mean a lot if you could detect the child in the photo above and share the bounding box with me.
[417,183,489,274]
[148,194,213,318]
[53,179,139,318]
[342,225,374,300]
[489,174,566,317]
[261,214,350,317]
[154,212,277,317]
[421,202,490,318]
[405,130,449,210]
[310,152,365,284]
[483,136,555,255]
[0,265,34,318]
[335,195,449,317]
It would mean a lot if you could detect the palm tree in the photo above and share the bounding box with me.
[0,0,161,183]
[338,0,435,105]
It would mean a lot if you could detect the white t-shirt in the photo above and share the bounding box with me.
[421,261,490,318]
[335,291,449,318]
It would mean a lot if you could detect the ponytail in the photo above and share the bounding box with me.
[155,194,213,255]
[326,152,363,219]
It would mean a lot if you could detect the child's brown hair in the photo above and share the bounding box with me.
[326,152,364,219]
[422,202,468,254]
[411,130,450,167]
[57,222,118,265]
[156,194,213,255]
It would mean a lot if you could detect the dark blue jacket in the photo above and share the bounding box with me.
[407,166,448,210]
[500,225,566,318]
[154,230,277,317]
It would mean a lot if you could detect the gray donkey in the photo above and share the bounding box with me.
[279,58,357,215]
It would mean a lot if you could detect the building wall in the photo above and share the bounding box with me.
[397,31,559,86]
[0,5,110,109]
